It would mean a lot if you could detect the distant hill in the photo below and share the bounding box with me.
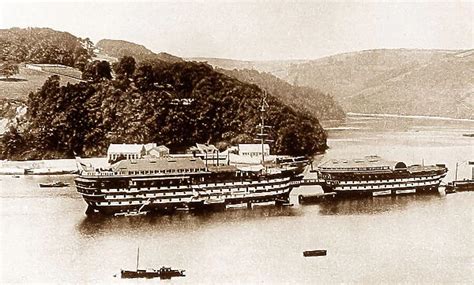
[0,27,93,70]
[284,49,474,119]
[217,68,344,120]
[96,39,183,63]
[192,50,474,120]
[188,57,306,79]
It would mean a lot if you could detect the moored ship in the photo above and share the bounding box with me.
[121,267,185,279]
[317,156,447,197]
[120,247,185,279]
[445,179,474,193]
[75,157,305,215]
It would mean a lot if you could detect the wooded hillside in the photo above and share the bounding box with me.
[219,68,345,120]
[1,58,327,160]
[96,39,183,63]
[0,27,94,70]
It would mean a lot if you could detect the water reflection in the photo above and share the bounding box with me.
[76,192,445,237]
[76,205,302,237]
[317,193,443,216]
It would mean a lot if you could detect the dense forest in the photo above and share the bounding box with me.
[1,57,327,160]
[218,68,345,120]
[96,39,183,63]
[96,38,344,120]
[0,27,94,70]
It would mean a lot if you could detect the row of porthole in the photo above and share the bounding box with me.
[109,192,189,198]
[131,177,289,187]
[127,168,206,175]
[339,180,438,188]
[106,190,260,200]
[101,189,289,204]
[97,177,290,190]
[338,181,436,190]
[101,181,289,194]
[339,176,438,185]
[104,198,182,205]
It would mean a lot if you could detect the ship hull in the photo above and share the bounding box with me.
[84,191,291,215]
[448,180,474,192]
[323,183,443,197]
[321,172,446,197]
[121,269,184,279]
[76,171,301,215]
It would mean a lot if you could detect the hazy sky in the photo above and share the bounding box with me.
[1,1,473,60]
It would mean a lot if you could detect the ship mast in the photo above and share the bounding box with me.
[256,91,272,165]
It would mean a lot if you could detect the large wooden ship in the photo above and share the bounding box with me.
[317,156,447,197]
[75,157,305,215]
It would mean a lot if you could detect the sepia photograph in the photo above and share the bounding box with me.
[0,0,473,283]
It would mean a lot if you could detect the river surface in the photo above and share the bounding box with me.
[1,115,473,283]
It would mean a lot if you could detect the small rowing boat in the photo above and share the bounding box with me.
[303,250,327,257]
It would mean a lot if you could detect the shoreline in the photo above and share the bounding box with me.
[347,112,474,123]
[0,157,108,175]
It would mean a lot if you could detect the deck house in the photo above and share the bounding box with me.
[147,145,170,158]
[238,144,270,158]
[107,144,146,163]
[193,143,228,166]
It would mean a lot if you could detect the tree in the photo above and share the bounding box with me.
[96,61,112,80]
[82,60,112,82]
[0,62,19,79]
[1,125,25,158]
[113,56,136,78]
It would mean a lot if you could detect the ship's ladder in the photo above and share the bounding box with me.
[138,198,152,212]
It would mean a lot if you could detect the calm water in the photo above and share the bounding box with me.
[1,115,473,283]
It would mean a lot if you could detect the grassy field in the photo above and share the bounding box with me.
[0,65,83,100]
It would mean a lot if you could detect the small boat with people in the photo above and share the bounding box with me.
[39,181,69,188]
